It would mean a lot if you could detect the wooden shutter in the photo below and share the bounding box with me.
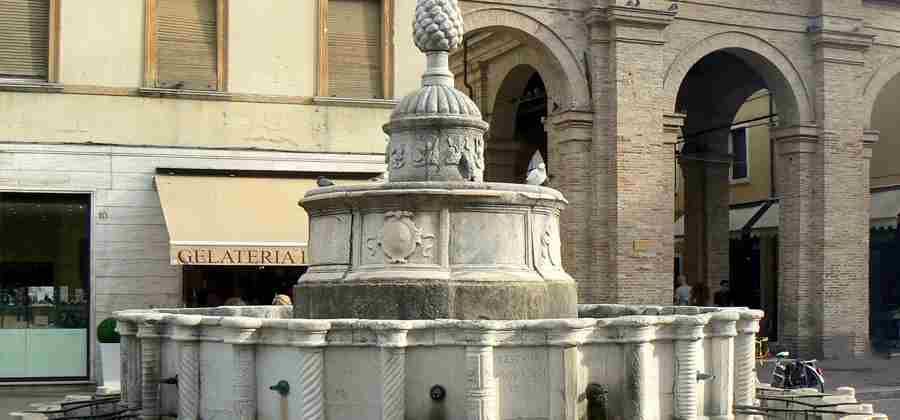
[0,0,49,79]
[327,0,382,98]
[157,0,218,90]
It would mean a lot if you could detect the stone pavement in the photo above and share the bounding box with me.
[0,385,95,420]
[758,357,900,419]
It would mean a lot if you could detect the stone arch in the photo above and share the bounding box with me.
[462,7,591,111]
[663,31,814,126]
[862,55,900,128]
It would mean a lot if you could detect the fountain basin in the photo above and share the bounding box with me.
[295,182,577,320]
[114,304,762,420]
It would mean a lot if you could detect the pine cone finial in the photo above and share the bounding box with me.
[413,0,464,52]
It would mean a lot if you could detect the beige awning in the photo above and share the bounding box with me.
[156,175,318,266]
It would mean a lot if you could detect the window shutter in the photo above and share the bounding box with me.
[157,0,217,90]
[327,0,382,98]
[0,0,49,79]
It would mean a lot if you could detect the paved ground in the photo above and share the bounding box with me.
[758,357,900,419]
[0,385,95,420]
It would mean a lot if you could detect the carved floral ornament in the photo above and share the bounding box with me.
[366,211,435,264]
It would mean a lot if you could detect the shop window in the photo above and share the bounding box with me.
[317,0,394,99]
[182,265,306,308]
[0,193,90,381]
[145,0,227,91]
[730,127,750,182]
[0,0,59,82]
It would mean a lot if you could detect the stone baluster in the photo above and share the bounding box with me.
[289,320,331,420]
[115,315,139,409]
[707,312,739,420]
[223,317,263,420]
[172,315,203,420]
[673,316,708,420]
[375,323,410,420]
[465,328,498,420]
[137,313,164,420]
[621,319,657,420]
[734,310,763,420]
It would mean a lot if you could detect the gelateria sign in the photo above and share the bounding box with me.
[171,244,307,266]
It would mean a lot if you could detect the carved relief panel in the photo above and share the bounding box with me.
[387,128,485,182]
[362,211,439,266]
[308,211,352,265]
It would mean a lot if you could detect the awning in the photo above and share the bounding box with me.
[156,175,317,266]
[871,187,900,230]
[674,202,771,238]
[675,187,900,239]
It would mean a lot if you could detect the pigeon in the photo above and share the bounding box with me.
[525,151,548,186]
[316,176,335,187]
[171,81,185,90]
[668,2,679,12]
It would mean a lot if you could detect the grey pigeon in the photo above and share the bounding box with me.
[317,176,335,187]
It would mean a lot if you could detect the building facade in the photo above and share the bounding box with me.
[452,0,900,359]
[0,0,423,383]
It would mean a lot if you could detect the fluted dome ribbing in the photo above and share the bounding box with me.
[391,84,482,119]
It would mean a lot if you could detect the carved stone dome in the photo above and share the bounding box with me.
[391,84,482,119]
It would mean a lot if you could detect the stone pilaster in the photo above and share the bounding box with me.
[547,110,594,299]
[223,317,262,420]
[673,316,706,420]
[137,314,164,420]
[810,13,874,358]
[706,312,739,420]
[464,329,498,420]
[115,317,140,409]
[774,125,819,357]
[289,321,329,420]
[620,320,656,420]
[375,324,410,420]
[734,311,763,420]
[172,315,202,420]
[547,321,593,420]
[586,5,676,305]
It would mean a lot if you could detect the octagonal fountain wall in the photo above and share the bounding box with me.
[114,304,762,420]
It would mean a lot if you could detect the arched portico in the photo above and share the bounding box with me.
[453,7,594,298]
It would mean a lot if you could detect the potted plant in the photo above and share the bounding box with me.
[96,317,121,392]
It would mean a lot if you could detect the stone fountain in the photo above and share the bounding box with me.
[113,2,763,420]
[293,0,575,320]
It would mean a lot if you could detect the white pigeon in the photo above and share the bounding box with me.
[525,151,548,185]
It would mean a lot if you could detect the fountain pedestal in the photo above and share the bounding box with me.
[294,182,577,319]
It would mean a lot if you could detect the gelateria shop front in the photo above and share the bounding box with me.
[156,175,315,307]
[0,192,91,381]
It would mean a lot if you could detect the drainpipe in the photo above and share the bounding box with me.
[463,35,475,101]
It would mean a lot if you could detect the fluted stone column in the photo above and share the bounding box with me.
[375,324,410,420]
[734,311,764,420]
[172,315,202,420]
[465,329,498,420]
[115,317,139,409]
[137,314,164,420]
[622,320,656,420]
[674,316,707,420]
[707,312,739,420]
[289,321,330,420]
[223,317,262,420]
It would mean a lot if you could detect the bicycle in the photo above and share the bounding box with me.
[770,351,826,393]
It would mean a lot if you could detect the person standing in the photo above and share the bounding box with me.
[714,280,732,307]
[675,275,693,306]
